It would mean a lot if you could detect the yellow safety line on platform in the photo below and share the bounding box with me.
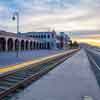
[0,49,77,73]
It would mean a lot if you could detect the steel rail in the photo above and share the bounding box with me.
[0,49,79,99]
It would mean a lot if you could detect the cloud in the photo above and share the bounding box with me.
[0,0,100,33]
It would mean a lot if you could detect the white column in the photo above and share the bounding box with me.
[28,41,30,50]
[13,39,15,51]
[18,39,21,52]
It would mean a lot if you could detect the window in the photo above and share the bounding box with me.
[41,35,43,38]
[44,35,46,38]
[48,35,50,38]
[52,34,54,38]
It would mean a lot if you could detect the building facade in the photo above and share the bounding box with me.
[23,30,57,49]
[0,30,70,52]
[56,32,71,49]
[0,30,39,52]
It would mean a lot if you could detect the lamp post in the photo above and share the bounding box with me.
[12,12,20,57]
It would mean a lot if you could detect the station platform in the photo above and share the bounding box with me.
[0,50,64,68]
[10,49,100,100]
[0,49,75,74]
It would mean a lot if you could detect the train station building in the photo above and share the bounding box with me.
[0,30,70,52]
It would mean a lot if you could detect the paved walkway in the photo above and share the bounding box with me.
[0,50,64,67]
[10,49,100,100]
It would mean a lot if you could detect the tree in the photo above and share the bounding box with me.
[73,41,79,47]
[69,40,73,48]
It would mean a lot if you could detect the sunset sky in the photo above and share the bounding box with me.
[0,0,100,46]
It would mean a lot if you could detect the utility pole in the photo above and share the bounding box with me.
[12,12,20,57]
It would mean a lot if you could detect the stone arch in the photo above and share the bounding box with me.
[35,42,37,49]
[30,41,33,50]
[21,40,25,50]
[0,37,6,51]
[39,43,41,49]
[25,40,29,50]
[36,42,39,49]
[7,38,13,51]
[15,39,19,51]
[48,34,50,38]
[47,42,50,49]
[33,41,36,49]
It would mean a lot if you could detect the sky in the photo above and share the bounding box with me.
[0,0,100,45]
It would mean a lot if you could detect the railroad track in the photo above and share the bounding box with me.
[86,49,100,88]
[86,49,100,71]
[0,49,79,99]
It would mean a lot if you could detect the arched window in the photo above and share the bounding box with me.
[48,35,50,38]
[41,35,43,38]
[21,40,24,50]
[44,35,46,38]
[47,42,50,49]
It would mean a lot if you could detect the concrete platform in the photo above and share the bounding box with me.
[0,50,64,68]
[0,49,76,74]
[10,49,100,100]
